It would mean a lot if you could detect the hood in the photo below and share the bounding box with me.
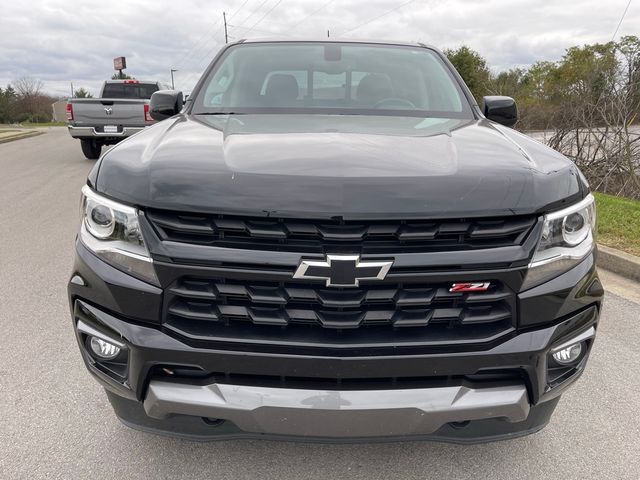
[92,114,584,219]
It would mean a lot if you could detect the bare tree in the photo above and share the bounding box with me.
[13,77,44,98]
[543,39,640,199]
[13,77,46,119]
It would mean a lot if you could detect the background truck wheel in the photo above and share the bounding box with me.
[80,140,102,159]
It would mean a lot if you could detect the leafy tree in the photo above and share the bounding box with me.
[491,68,527,97]
[554,42,617,101]
[0,84,18,123]
[0,87,5,122]
[111,73,133,80]
[73,88,93,98]
[5,85,17,100]
[444,46,492,103]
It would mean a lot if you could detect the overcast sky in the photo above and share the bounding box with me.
[0,0,637,97]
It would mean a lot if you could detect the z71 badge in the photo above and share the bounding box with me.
[449,282,491,293]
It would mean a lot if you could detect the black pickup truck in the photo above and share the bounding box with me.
[68,39,602,443]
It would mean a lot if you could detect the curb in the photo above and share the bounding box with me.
[0,130,44,144]
[597,244,640,283]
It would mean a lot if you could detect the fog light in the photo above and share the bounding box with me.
[552,342,583,365]
[89,336,121,360]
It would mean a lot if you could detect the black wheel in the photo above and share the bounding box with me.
[80,139,102,159]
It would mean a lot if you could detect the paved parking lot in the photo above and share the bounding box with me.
[1,128,639,479]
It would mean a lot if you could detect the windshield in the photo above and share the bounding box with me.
[192,42,473,118]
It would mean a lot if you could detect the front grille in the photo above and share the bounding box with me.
[146,210,536,253]
[167,278,513,328]
[150,210,529,353]
[163,276,516,350]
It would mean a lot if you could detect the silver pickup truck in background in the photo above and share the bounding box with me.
[67,80,169,159]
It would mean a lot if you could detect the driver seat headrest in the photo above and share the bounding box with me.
[356,74,393,105]
[264,74,299,104]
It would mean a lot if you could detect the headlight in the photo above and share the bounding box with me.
[522,194,596,290]
[79,185,158,285]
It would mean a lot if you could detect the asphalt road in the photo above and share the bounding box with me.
[1,128,639,480]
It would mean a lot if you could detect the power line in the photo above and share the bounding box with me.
[290,0,336,28]
[234,0,271,28]
[243,0,285,36]
[232,0,334,38]
[228,23,294,37]
[177,0,252,68]
[612,0,632,40]
[228,0,251,20]
[180,0,422,92]
[174,18,223,68]
[178,1,256,87]
[341,0,418,36]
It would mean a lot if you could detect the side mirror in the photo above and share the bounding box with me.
[482,96,517,127]
[149,90,184,121]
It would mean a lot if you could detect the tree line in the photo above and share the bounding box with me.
[0,78,92,124]
[0,78,56,123]
[445,36,640,131]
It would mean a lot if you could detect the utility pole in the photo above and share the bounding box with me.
[70,82,74,98]
[223,11,228,43]
[327,30,330,38]
[170,69,177,89]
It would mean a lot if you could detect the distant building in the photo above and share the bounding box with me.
[51,99,68,122]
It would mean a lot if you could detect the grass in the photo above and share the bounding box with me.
[19,121,67,128]
[594,192,640,256]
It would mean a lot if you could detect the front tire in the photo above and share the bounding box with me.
[80,139,102,159]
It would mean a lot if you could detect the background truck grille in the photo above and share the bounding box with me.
[146,210,536,253]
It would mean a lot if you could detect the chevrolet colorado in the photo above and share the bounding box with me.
[67,79,166,159]
[68,40,603,443]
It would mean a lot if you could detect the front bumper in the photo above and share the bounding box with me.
[144,381,530,438]
[69,240,603,442]
[107,389,561,444]
[70,296,599,442]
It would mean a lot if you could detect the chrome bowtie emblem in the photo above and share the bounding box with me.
[104,107,113,115]
[293,255,393,287]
